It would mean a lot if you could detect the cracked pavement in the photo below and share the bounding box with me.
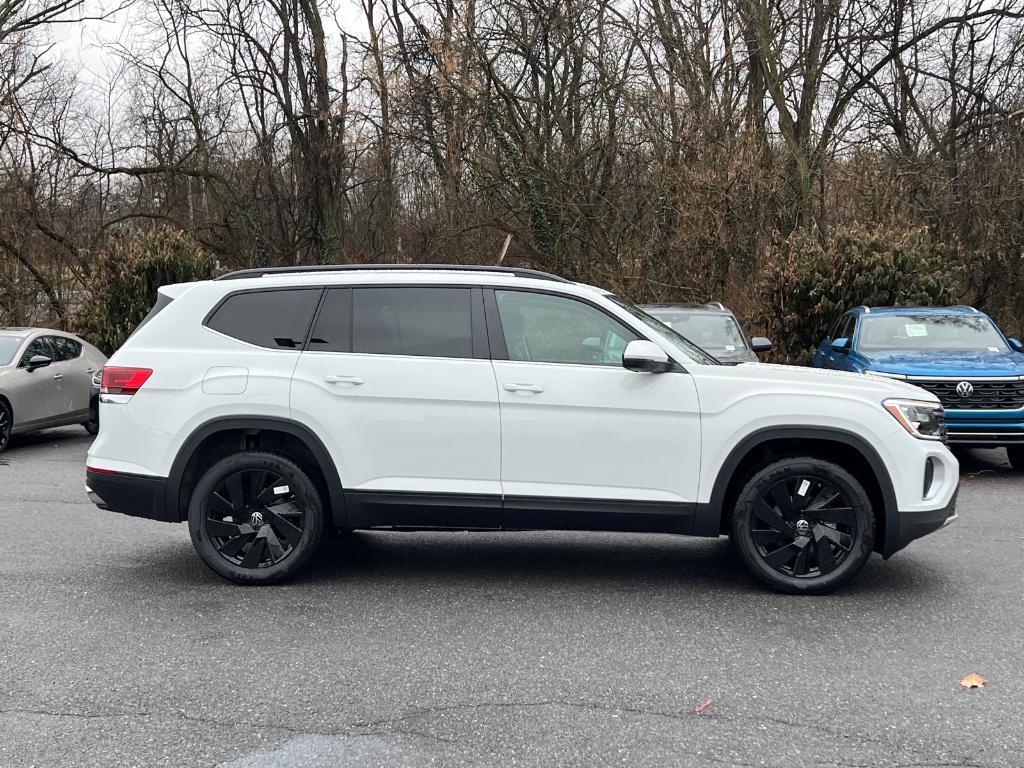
[1,427,1023,767]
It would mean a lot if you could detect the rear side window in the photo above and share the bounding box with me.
[207,289,321,349]
[349,287,473,358]
[52,337,82,361]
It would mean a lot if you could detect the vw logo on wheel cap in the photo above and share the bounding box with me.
[249,511,265,527]
[956,381,974,398]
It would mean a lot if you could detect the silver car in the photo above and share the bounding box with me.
[0,328,107,452]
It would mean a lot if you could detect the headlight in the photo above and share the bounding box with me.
[883,398,946,441]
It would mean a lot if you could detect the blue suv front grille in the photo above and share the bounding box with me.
[909,377,1024,410]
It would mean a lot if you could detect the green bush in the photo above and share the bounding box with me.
[757,225,963,363]
[76,228,217,354]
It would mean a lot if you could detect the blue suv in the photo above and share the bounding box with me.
[813,306,1024,468]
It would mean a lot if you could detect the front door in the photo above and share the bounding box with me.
[12,336,61,427]
[290,285,502,528]
[487,288,702,533]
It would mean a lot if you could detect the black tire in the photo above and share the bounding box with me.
[730,457,874,595]
[188,451,325,584]
[83,420,99,436]
[1007,447,1024,471]
[0,400,10,454]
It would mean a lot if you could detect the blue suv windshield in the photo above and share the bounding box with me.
[858,315,1008,353]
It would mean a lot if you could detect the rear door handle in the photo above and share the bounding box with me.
[503,383,544,394]
[325,375,364,386]
[52,373,63,380]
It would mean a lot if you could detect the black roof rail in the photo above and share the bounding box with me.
[215,263,572,283]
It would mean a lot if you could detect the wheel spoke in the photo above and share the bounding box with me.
[248,471,268,505]
[763,541,801,570]
[209,493,235,517]
[218,530,255,557]
[792,540,811,575]
[813,534,838,574]
[206,519,253,538]
[816,524,852,551]
[225,473,245,511]
[264,525,286,563]
[255,475,285,505]
[815,507,855,526]
[806,485,841,512]
[767,482,796,519]
[240,536,267,568]
[266,509,302,547]
[266,500,303,517]
[751,528,792,548]
[753,500,794,536]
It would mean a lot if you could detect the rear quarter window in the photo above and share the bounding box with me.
[206,288,322,349]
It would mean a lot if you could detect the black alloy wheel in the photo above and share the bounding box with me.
[731,457,874,594]
[188,451,324,584]
[749,476,856,579]
[0,401,11,454]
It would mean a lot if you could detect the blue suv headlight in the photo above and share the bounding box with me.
[883,398,946,441]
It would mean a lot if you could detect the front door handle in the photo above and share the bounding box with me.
[52,373,63,380]
[325,375,364,386]
[503,383,544,394]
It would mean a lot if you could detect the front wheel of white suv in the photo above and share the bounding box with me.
[188,451,325,584]
[730,457,875,594]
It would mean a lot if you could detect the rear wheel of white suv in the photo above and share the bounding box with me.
[730,457,874,595]
[187,451,325,584]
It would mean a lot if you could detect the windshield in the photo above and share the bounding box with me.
[0,336,24,365]
[646,310,747,353]
[858,315,1009,353]
[608,297,720,365]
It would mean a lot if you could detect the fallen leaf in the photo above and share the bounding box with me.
[693,698,713,714]
[960,673,986,689]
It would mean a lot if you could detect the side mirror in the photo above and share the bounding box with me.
[26,354,52,371]
[830,337,851,354]
[750,336,773,353]
[622,340,673,373]
[1009,338,1023,353]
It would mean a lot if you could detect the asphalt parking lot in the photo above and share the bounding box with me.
[2,428,1023,768]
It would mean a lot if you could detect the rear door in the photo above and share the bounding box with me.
[50,336,92,420]
[290,285,502,527]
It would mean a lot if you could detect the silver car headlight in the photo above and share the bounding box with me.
[883,398,946,441]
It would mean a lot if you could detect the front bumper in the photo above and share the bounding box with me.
[86,468,174,522]
[944,408,1024,446]
[890,486,958,555]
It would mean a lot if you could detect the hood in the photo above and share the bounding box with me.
[862,349,1024,377]
[738,362,932,400]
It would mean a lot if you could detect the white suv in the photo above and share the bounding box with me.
[86,265,959,593]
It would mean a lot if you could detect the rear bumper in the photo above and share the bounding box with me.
[890,486,958,555]
[85,469,175,523]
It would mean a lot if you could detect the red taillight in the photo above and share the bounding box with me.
[101,367,153,396]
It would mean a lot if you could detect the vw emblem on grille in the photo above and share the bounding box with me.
[956,381,974,398]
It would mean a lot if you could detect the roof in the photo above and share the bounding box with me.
[0,327,37,336]
[641,302,732,315]
[853,305,983,316]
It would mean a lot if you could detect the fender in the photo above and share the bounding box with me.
[166,416,346,526]
[702,426,899,556]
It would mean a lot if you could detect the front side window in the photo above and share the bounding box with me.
[858,315,1009,353]
[352,287,473,358]
[206,289,321,349]
[20,337,56,366]
[495,290,638,366]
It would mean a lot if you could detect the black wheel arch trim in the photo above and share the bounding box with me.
[704,426,900,557]
[166,416,346,526]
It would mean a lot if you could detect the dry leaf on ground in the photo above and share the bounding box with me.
[960,674,987,689]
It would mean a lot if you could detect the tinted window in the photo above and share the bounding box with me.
[352,288,473,358]
[20,336,56,366]
[207,289,321,349]
[52,336,82,361]
[496,290,638,366]
[308,289,352,353]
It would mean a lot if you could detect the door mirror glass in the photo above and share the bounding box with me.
[1008,338,1023,353]
[622,340,673,373]
[750,336,773,353]
[831,337,851,353]
[27,354,52,371]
